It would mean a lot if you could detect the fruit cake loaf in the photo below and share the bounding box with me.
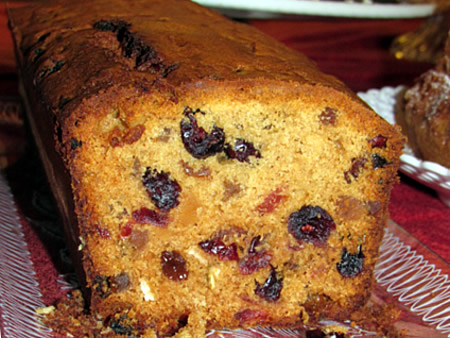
[9,0,404,336]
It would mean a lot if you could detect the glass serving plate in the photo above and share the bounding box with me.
[0,173,449,337]
[358,86,450,208]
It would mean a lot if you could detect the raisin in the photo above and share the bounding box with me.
[161,250,189,281]
[336,246,364,277]
[372,153,390,169]
[70,138,82,150]
[254,267,283,302]
[255,187,287,215]
[93,275,111,298]
[369,135,387,148]
[319,107,338,125]
[180,107,225,159]
[234,308,270,324]
[109,314,135,336]
[199,238,239,261]
[288,206,335,246]
[142,168,181,211]
[132,207,168,227]
[344,157,367,183]
[239,236,272,275]
[224,139,261,163]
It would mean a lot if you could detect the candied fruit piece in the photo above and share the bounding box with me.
[222,179,242,202]
[369,134,387,148]
[234,308,270,324]
[372,153,390,169]
[110,272,130,293]
[319,107,338,125]
[142,168,181,211]
[199,238,239,261]
[255,187,287,216]
[179,160,211,177]
[336,246,364,277]
[254,267,283,302]
[224,138,261,163]
[180,107,225,159]
[132,207,168,227]
[120,223,133,239]
[130,229,149,250]
[288,206,335,246]
[161,250,189,281]
[336,196,366,220]
[344,157,367,183]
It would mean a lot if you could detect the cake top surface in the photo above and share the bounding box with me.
[8,0,361,118]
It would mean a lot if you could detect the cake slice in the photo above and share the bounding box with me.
[9,0,404,336]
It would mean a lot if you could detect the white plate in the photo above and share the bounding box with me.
[358,86,450,207]
[193,0,436,19]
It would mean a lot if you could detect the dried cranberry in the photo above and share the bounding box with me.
[372,153,390,169]
[239,237,272,275]
[318,107,338,125]
[255,187,287,215]
[288,206,335,246]
[336,246,364,278]
[180,107,225,159]
[199,238,239,261]
[344,157,367,183]
[254,267,283,302]
[161,250,189,281]
[234,308,270,324]
[142,168,181,211]
[132,207,168,227]
[369,135,387,148]
[224,139,261,163]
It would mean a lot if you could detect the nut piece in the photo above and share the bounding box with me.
[140,278,155,301]
[187,247,208,265]
[208,266,221,289]
[35,305,55,315]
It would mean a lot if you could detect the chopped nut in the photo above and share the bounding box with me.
[35,305,55,315]
[208,266,221,289]
[187,247,208,265]
[140,279,155,301]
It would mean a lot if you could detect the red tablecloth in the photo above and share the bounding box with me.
[0,2,448,312]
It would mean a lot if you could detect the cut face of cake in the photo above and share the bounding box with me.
[8,0,404,335]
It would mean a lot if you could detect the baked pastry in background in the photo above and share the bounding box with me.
[9,0,404,336]
[398,31,450,168]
